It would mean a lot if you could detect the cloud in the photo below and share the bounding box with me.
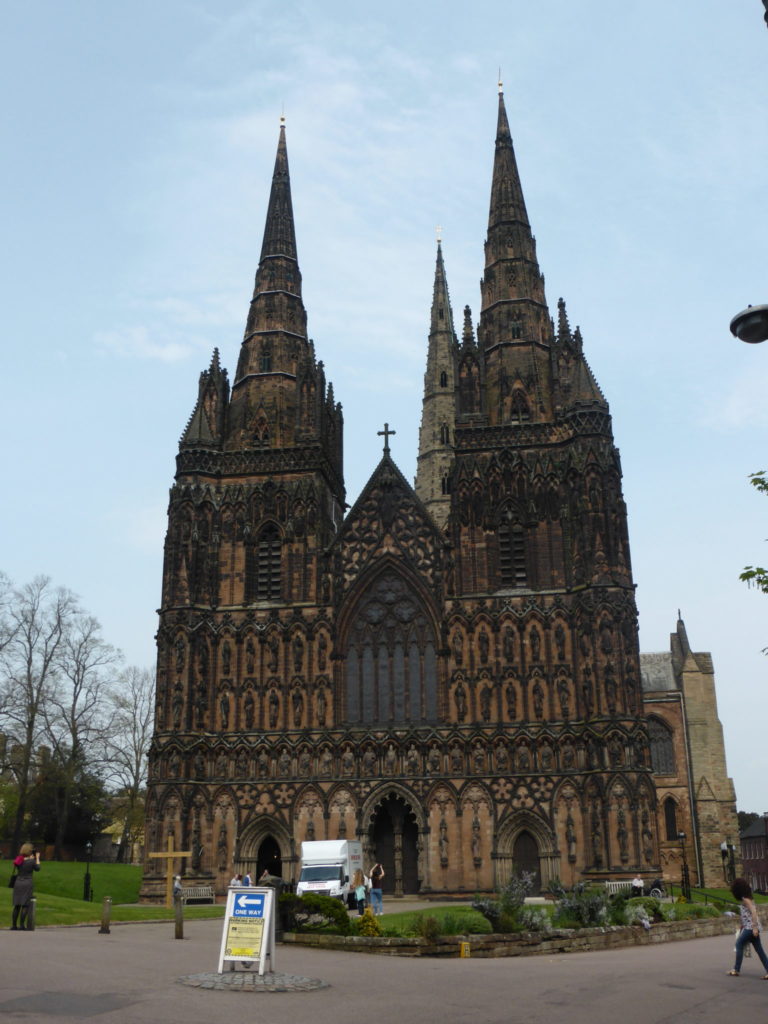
[95,325,193,363]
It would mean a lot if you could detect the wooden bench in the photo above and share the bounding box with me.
[181,885,216,904]
[604,880,633,895]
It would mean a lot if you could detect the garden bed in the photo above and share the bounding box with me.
[281,915,736,957]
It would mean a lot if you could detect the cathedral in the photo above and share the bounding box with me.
[142,92,738,900]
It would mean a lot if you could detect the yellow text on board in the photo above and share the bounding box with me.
[225,917,265,959]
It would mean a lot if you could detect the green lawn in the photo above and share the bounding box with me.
[2,861,225,927]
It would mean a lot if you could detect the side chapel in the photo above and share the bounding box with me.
[142,91,738,899]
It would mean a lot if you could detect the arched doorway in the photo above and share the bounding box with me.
[513,830,541,894]
[256,836,282,880]
[370,794,420,896]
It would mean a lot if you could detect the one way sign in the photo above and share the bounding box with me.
[233,891,265,916]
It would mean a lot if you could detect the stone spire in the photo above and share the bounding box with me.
[415,240,459,528]
[233,119,308,388]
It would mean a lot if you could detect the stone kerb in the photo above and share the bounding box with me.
[281,915,735,958]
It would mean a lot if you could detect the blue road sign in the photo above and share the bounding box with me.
[232,892,265,917]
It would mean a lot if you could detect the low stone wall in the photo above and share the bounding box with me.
[282,915,735,958]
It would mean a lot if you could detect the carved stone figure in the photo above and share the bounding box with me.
[268,690,279,728]
[342,749,354,775]
[471,815,481,865]
[278,749,291,775]
[320,748,333,775]
[452,631,463,666]
[450,744,463,772]
[174,637,185,672]
[268,634,279,673]
[385,744,397,774]
[221,641,232,675]
[557,676,570,719]
[292,633,304,672]
[362,748,376,776]
[316,687,327,726]
[503,626,515,663]
[554,624,566,662]
[505,681,516,719]
[478,629,489,665]
[566,814,577,862]
[454,681,467,721]
[480,685,492,722]
[532,680,544,719]
[292,688,304,727]
[172,684,183,729]
[439,818,449,866]
[243,690,255,729]
[246,638,256,675]
[219,689,230,729]
[317,632,328,671]
[530,626,541,662]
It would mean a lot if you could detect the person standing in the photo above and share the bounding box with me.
[352,869,367,916]
[11,844,40,931]
[243,870,252,886]
[728,877,768,977]
[369,860,384,916]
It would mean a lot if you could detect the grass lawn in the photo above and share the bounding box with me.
[377,905,492,936]
[2,861,224,927]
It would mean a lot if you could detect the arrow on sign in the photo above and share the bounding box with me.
[236,894,264,909]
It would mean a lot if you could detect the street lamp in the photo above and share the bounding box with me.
[730,305,768,344]
[83,841,93,902]
[678,831,691,901]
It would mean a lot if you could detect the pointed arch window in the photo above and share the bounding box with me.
[499,520,527,588]
[440,423,450,444]
[260,342,272,373]
[511,320,522,339]
[344,570,437,726]
[664,797,678,841]
[510,390,531,423]
[439,371,448,388]
[245,523,282,602]
[441,474,452,495]
[649,718,675,775]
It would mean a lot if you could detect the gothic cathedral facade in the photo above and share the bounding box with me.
[142,94,737,899]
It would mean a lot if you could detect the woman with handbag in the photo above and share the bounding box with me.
[728,877,768,977]
[11,843,40,931]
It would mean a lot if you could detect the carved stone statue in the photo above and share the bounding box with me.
[243,690,255,729]
[292,633,304,672]
[268,690,279,729]
[219,689,230,730]
[292,688,304,727]
[316,687,327,726]
[317,632,328,671]
[439,818,449,866]
[268,634,279,673]
[452,631,463,666]
[246,637,256,675]
[532,680,544,719]
[454,681,467,721]
[529,627,541,662]
[480,686,492,722]
[221,641,231,676]
[503,626,515,663]
[478,629,489,665]
[554,624,566,662]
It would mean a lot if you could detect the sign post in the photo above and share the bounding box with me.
[148,835,192,907]
[217,887,275,975]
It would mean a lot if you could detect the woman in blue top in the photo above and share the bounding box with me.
[728,877,768,977]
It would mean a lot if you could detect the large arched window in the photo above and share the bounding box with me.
[649,718,675,775]
[344,570,438,725]
[245,523,281,602]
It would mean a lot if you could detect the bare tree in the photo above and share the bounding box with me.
[0,577,77,849]
[105,665,154,862]
[42,613,121,858]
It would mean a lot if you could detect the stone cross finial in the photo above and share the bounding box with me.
[378,422,396,454]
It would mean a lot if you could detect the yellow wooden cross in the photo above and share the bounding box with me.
[149,835,192,907]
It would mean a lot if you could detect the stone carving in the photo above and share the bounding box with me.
[243,690,255,729]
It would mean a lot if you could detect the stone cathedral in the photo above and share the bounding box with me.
[142,94,738,900]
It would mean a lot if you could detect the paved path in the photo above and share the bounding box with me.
[0,916,763,1024]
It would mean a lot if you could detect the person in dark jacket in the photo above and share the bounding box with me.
[11,843,40,931]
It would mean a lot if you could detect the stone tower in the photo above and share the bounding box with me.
[142,95,734,901]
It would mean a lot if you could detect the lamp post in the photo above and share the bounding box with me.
[83,841,93,902]
[678,831,691,901]
[730,305,768,344]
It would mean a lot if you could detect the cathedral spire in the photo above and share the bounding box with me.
[415,239,459,528]
[234,119,308,387]
[259,118,298,264]
[488,89,530,233]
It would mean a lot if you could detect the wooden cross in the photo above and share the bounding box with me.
[378,422,396,454]
[149,834,192,907]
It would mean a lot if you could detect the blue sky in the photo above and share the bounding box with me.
[2,1,767,814]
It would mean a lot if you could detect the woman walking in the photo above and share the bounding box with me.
[728,877,768,977]
[11,844,40,931]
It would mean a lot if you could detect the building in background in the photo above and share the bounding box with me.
[141,93,738,900]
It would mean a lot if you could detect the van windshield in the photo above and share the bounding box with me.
[300,865,343,883]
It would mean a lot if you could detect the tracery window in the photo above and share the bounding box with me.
[344,570,437,725]
[649,718,675,775]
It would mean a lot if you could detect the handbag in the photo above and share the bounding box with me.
[8,871,17,888]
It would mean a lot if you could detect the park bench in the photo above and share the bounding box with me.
[181,885,216,904]
[604,880,633,895]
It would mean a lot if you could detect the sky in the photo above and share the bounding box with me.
[2,1,767,813]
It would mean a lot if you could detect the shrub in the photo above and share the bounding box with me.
[415,913,440,942]
[355,906,381,936]
[517,905,550,932]
[626,896,662,921]
[472,871,537,932]
[552,882,609,928]
[666,902,719,921]
[278,892,350,934]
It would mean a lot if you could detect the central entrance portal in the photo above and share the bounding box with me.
[370,794,420,896]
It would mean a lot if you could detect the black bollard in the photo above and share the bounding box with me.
[27,898,36,932]
[174,894,184,940]
[99,896,112,934]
